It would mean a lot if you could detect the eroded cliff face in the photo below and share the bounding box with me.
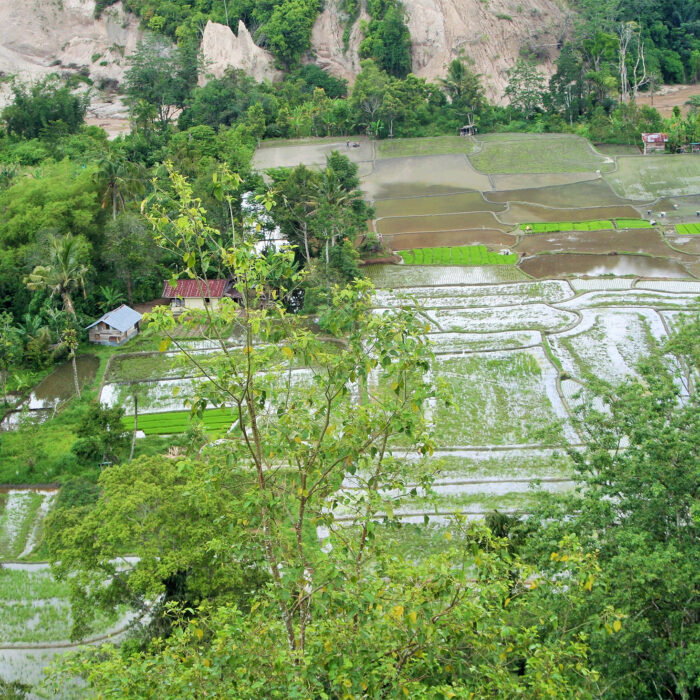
[200,20,283,84]
[310,0,571,102]
[0,0,141,86]
[0,0,570,112]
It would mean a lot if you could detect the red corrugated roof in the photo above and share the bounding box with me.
[162,279,228,298]
[642,132,668,143]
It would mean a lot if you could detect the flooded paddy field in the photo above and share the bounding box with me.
[605,154,700,199]
[470,134,611,174]
[362,154,493,199]
[484,180,645,208]
[376,211,508,234]
[520,253,692,279]
[514,228,698,260]
[374,192,506,218]
[501,203,641,224]
[253,136,374,169]
[386,229,515,251]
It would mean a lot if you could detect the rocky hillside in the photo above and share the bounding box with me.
[312,0,571,102]
[0,0,141,117]
[0,0,570,108]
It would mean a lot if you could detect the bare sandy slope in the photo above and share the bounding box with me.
[310,0,571,102]
[635,84,700,118]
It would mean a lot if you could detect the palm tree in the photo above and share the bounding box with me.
[98,285,126,312]
[93,153,146,220]
[307,168,363,267]
[25,233,90,319]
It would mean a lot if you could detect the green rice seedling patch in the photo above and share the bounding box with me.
[123,407,237,435]
[521,220,614,233]
[433,352,563,446]
[399,245,517,266]
[676,223,700,234]
[614,218,652,229]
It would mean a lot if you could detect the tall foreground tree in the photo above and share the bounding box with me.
[46,169,605,697]
[524,315,700,699]
[24,233,90,319]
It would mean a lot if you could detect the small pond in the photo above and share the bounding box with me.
[28,355,99,409]
[520,254,692,279]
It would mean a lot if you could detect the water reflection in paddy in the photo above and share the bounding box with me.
[485,180,646,208]
[374,193,507,218]
[501,203,641,224]
[388,229,517,251]
[520,254,692,279]
[515,229,698,261]
[28,355,99,409]
[377,211,507,234]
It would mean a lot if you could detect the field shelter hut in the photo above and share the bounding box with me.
[86,304,142,345]
[161,278,242,314]
[641,132,668,154]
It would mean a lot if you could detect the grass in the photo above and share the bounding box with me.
[470,134,608,174]
[522,220,614,233]
[377,136,478,159]
[122,407,237,435]
[398,245,517,266]
[676,223,700,234]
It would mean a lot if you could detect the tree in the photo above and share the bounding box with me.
[24,233,90,319]
[523,316,700,698]
[440,58,486,116]
[103,213,161,306]
[45,169,604,697]
[93,152,146,220]
[352,59,390,128]
[60,327,81,399]
[1,77,88,139]
[0,312,21,405]
[124,37,196,132]
[71,403,129,465]
[505,59,547,119]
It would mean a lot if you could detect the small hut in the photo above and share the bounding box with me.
[86,305,142,345]
[459,115,477,136]
[641,132,668,154]
[161,279,242,314]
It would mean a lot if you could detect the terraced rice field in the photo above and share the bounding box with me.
[0,488,56,560]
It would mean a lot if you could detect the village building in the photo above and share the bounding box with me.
[641,132,668,154]
[86,304,142,345]
[161,278,242,314]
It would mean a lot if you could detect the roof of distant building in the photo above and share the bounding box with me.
[85,305,142,333]
[162,279,229,299]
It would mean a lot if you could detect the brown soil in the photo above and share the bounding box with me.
[635,84,700,118]
[514,229,699,262]
[388,229,516,250]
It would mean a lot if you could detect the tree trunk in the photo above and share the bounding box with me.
[62,291,77,319]
[112,188,118,220]
[129,393,138,461]
[125,269,134,306]
[302,222,311,262]
[71,350,81,399]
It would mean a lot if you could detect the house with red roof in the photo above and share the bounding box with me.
[161,278,241,314]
